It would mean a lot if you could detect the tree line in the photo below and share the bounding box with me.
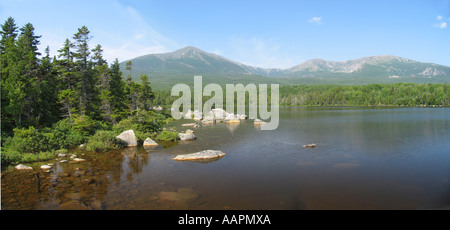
[1,17,175,164]
[280,83,449,106]
[0,17,164,136]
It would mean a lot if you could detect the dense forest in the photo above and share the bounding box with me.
[0,17,172,165]
[280,83,449,106]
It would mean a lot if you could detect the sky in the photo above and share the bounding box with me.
[1,0,449,68]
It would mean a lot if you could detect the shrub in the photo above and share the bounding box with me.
[86,130,126,152]
[155,131,179,142]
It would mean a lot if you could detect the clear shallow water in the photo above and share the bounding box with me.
[2,107,450,210]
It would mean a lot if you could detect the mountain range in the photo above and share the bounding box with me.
[120,46,450,89]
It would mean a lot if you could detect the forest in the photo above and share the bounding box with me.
[0,17,173,165]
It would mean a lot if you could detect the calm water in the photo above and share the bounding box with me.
[2,107,450,210]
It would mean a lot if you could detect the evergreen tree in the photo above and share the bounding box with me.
[138,74,154,111]
[72,26,94,116]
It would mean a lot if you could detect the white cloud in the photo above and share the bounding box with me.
[309,17,322,25]
[434,22,447,29]
[437,15,443,20]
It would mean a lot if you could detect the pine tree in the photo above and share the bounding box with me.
[138,74,154,111]
[72,26,94,116]
[0,17,19,132]
[56,39,78,120]
[109,58,127,119]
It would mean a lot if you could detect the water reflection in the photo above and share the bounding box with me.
[2,107,450,210]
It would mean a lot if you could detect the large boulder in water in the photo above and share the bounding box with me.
[173,150,226,161]
[143,137,159,146]
[178,133,196,141]
[116,130,138,147]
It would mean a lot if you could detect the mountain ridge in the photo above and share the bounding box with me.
[119,46,450,88]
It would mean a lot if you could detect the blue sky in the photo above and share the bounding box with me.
[1,0,449,68]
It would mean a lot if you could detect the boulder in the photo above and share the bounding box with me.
[40,165,53,170]
[173,150,226,161]
[178,133,196,141]
[72,158,86,162]
[254,119,266,125]
[184,110,194,119]
[182,123,196,127]
[225,113,236,120]
[185,129,194,134]
[202,116,215,124]
[212,108,227,119]
[143,137,159,146]
[15,164,33,170]
[116,130,138,147]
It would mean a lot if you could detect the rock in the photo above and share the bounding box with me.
[173,150,226,161]
[184,110,194,119]
[178,133,196,141]
[182,123,196,127]
[194,124,200,128]
[40,165,53,170]
[193,110,203,120]
[185,129,194,134]
[70,154,77,159]
[202,116,215,124]
[227,119,241,124]
[15,164,33,170]
[79,144,86,149]
[239,114,248,120]
[116,130,138,147]
[72,158,86,162]
[254,119,266,125]
[212,108,227,119]
[225,113,236,120]
[60,160,68,163]
[57,153,67,157]
[143,137,159,146]
[303,144,317,148]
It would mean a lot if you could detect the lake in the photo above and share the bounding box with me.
[2,107,450,210]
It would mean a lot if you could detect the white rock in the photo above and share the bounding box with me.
[15,164,33,170]
[143,137,159,146]
[178,133,196,141]
[116,130,138,147]
[185,129,194,134]
[40,165,53,170]
[72,158,86,162]
[173,150,226,161]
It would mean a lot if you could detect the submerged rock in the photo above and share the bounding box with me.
[116,130,138,147]
[72,158,86,162]
[182,123,196,127]
[185,129,194,134]
[14,164,33,170]
[173,150,226,161]
[303,144,317,148]
[40,165,53,170]
[178,133,196,141]
[143,137,158,146]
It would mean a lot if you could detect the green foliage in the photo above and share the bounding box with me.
[85,130,126,152]
[1,149,55,166]
[279,83,450,107]
[3,127,55,154]
[155,131,179,142]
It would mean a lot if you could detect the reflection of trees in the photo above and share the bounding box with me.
[122,147,149,182]
[1,147,152,209]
